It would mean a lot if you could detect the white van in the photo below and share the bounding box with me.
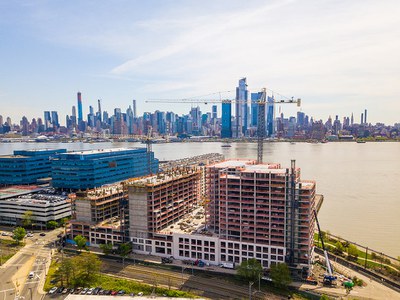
[28,272,34,279]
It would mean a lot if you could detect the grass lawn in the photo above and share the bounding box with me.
[0,238,23,265]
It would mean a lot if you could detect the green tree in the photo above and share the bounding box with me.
[72,252,101,286]
[59,217,69,227]
[117,243,132,266]
[100,243,114,255]
[46,220,58,229]
[320,295,330,300]
[74,235,87,251]
[237,258,263,283]
[347,244,359,261]
[333,241,344,255]
[12,227,26,245]
[54,257,75,286]
[269,263,292,289]
[22,211,33,228]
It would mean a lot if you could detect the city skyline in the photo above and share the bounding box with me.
[1,1,399,124]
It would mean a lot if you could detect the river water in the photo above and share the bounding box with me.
[1,141,399,257]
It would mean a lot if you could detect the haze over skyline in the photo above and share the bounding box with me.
[1,0,399,124]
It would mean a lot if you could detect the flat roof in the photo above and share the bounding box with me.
[0,186,43,199]
[159,206,214,237]
[209,159,284,173]
[64,148,139,155]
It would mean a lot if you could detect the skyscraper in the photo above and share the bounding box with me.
[266,96,275,137]
[44,111,51,130]
[212,105,217,120]
[132,99,137,118]
[221,100,232,138]
[97,99,102,123]
[364,109,367,124]
[77,92,83,122]
[235,78,248,137]
[51,111,59,128]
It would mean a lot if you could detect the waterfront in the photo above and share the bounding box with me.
[0,141,399,257]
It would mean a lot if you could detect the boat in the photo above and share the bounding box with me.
[221,143,232,148]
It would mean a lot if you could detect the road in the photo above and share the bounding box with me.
[0,229,63,300]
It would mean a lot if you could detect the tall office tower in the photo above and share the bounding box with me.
[235,78,248,137]
[221,100,232,138]
[132,99,137,118]
[190,106,201,135]
[361,113,364,125]
[364,109,367,124]
[51,111,59,128]
[0,115,3,126]
[250,92,259,127]
[212,105,217,120]
[87,106,95,127]
[97,99,102,123]
[77,92,83,122]
[6,117,12,127]
[297,111,305,128]
[351,113,354,125]
[21,116,29,136]
[126,106,134,134]
[266,96,275,137]
[44,111,51,130]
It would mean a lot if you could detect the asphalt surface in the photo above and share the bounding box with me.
[0,228,63,300]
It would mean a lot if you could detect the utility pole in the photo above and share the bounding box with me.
[364,247,368,269]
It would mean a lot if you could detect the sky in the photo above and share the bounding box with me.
[0,0,399,125]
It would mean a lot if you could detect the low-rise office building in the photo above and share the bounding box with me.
[51,148,159,190]
[0,149,66,185]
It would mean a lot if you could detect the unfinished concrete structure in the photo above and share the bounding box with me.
[205,159,316,270]
[68,184,127,245]
[127,167,201,240]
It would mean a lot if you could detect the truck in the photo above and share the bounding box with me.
[161,257,173,264]
[219,262,235,269]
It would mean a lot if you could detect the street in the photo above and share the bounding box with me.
[0,228,63,300]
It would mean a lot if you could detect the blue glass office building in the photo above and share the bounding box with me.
[0,149,67,185]
[51,148,159,190]
[221,101,232,138]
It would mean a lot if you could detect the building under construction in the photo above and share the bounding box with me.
[206,159,316,271]
[68,184,128,245]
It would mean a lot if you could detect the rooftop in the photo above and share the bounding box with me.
[0,185,43,200]
[159,206,214,237]
[209,159,284,173]
[126,168,199,187]
[0,188,69,204]
[63,148,140,156]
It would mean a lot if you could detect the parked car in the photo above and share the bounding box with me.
[137,292,143,296]
[28,272,34,279]
[117,290,125,295]
[39,233,46,236]
[80,287,88,294]
[111,290,118,295]
[57,287,64,294]
[86,288,94,295]
[48,287,58,294]
[62,288,69,294]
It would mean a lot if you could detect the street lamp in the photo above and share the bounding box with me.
[248,281,254,300]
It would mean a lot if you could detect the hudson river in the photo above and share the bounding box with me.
[1,141,399,257]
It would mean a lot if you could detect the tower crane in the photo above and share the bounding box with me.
[146,88,301,163]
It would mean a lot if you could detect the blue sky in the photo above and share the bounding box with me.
[1,0,399,125]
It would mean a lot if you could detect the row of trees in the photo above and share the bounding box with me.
[236,258,292,289]
[73,235,132,265]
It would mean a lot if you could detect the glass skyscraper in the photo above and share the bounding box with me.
[221,101,232,138]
